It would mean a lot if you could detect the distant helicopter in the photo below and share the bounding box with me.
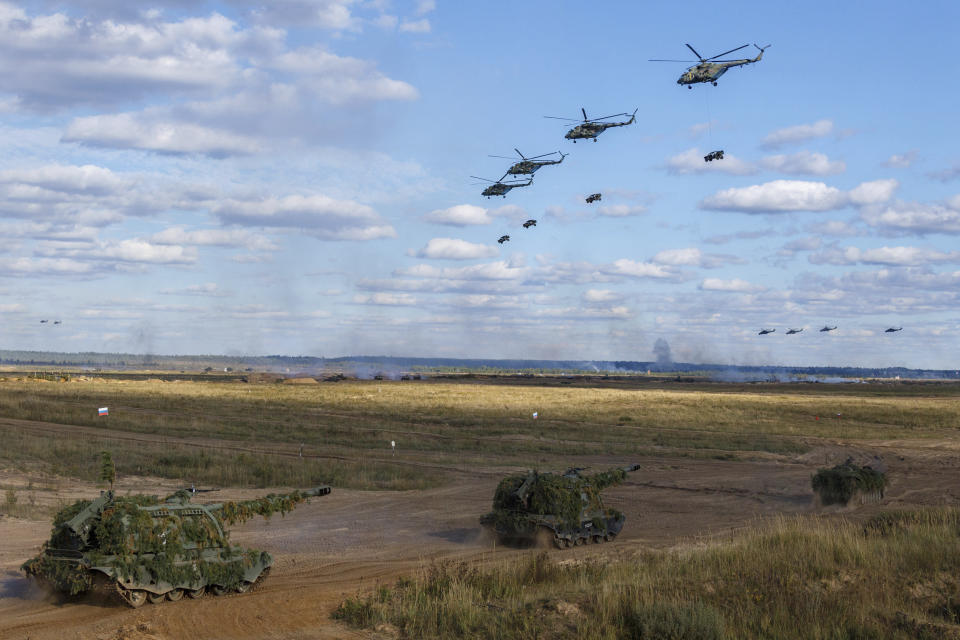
[650,43,770,88]
[786,328,803,334]
[498,235,510,244]
[489,149,567,176]
[820,326,837,332]
[522,219,537,228]
[39,319,48,324]
[53,320,61,325]
[758,328,776,335]
[545,108,637,142]
[471,175,533,199]
[885,327,903,333]
[585,193,602,203]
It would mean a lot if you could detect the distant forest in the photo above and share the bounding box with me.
[0,350,956,380]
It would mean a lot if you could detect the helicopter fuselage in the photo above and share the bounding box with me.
[506,159,560,175]
[677,52,763,86]
[481,177,532,198]
[565,117,634,141]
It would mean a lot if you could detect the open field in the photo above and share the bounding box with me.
[1,375,960,638]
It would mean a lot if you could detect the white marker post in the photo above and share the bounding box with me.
[391,440,396,456]
[532,412,538,420]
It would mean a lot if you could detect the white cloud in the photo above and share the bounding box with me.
[63,114,262,156]
[603,259,677,280]
[160,283,230,297]
[760,119,833,149]
[0,256,94,275]
[415,0,436,15]
[582,289,621,303]
[595,204,646,218]
[415,238,498,260]
[699,278,765,292]
[353,292,418,306]
[665,148,756,175]
[0,164,128,195]
[213,194,395,241]
[809,245,960,267]
[399,18,430,33]
[883,151,918,168]
[928,163,960,183]
[700,179,897,213]
[38,238,197,265]
[423,204,492,226]
[760,151,845,176]
[150,227,277,251]
[860,200,960,235]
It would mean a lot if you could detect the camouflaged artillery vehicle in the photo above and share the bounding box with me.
[812,457,887,506]
[480,465,640,548]
[22,486,331,607]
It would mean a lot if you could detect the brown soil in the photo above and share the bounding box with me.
[2,429,960,639]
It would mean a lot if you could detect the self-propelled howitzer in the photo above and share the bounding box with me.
[22,486,331,607]
[480,465,640,548]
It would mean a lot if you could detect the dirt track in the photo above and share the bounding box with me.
[3,425,960,639]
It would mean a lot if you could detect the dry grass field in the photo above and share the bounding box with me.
[1,374,960,638]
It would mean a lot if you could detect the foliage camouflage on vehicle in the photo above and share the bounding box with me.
[481,465,638,548]
[812,459,887,506]
[21,486,330,607]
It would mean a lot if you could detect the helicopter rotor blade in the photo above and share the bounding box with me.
[527,151,559,160]
[488,155,519,160]
[581,107,588,121]
[513,148,527,159]
[707,44,749,61]
[544,115,580,122]
[470,176,496,183]
[589,112,630,122]
[648,59,698,62]
[685,43,704,60]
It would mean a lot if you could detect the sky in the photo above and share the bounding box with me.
[1,0,959,369]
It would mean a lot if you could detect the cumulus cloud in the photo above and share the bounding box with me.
[928,163,960,183]
[860,199,960,235]
[160,282,230,297]
[665,148,757,175]
[0,256,94,276]
[353,292,418,306]
[63,115,262,156]
[37,238,197,265]
[595,204,647,217]
[700,179,898,213]
[883,151,918,168]
[150,226,277,251]
[423,204,492,226]
[699,278,765,292]
[810,245,960,267]
[760,119,833,149]
[213,194,395,240]
[399,18,430,33]
[651,247,741,268]
[602,259,678,280]
[582,289,622,303]
[760,151,845,176]
[415,238,498,260]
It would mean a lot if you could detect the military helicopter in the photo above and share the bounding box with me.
[758,328,776,335]
[885,327,903,333]
[820,326,837,332]
[39,319,48,324]
[471,175,534,199]
[786,328,803,335]
[545,108,637,142]
[53,320,61,325]
[522,219,537,228]
[650,43,770,88]
[498,235,510,244]
[489,149,567,176]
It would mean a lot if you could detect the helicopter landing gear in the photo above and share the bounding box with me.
[592,138,597,142]
[712,81,717,86]
[688,86,692,89]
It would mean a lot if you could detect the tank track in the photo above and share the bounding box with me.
[551,530,617,549]
[112,567,272,608]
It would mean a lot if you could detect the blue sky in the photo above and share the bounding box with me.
[1,0,959,368]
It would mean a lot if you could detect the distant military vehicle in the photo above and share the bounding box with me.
[786,328,803,334]
[885,327,902,333]
[472,174,534,199]
[489,149,567,176]
[758,328,776,335]
[585,193,602,203]
[812,458,886,506]
[498,235,510,244]
[481,465,641,548]
[703,150,724,162]
[22,486,331,607]
[650,43,770,87]
[522,219,537,228]
[820,326,837,332]
[545,108,637,143]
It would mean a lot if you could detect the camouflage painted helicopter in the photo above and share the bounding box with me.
[786,328,803,335]
[471,174,533,199]
[522,219,537,228]
[650,43,770,88]
[545,108,637,143]
[758,328,775,335]
[885,327,903,333]
[820,326,837,332]
[490,149,567,176]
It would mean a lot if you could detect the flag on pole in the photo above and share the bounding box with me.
[98,407,109,416]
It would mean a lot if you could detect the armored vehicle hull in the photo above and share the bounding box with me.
[23,486,330,607]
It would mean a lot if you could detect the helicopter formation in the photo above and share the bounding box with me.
[758,326,904,336]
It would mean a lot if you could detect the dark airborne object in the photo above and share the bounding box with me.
[885,327,903,333]
[489,149,567,176]
[40,319,48,323]
[545,107,637,143]
[650,43,770,87]
[585,193,602,203]
[481,464,641,548]
[703,150,724,162]
[53,320,61,325]
[22,486,331,608]
[786,328,803,334]
[820,326,837,332]
[472,174,533,199]
[498,235,510,244]
[522,219,537,228]
[758,328,775,335]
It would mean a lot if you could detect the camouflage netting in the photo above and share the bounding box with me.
[21,489,311,595]
[812,461,887,506]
